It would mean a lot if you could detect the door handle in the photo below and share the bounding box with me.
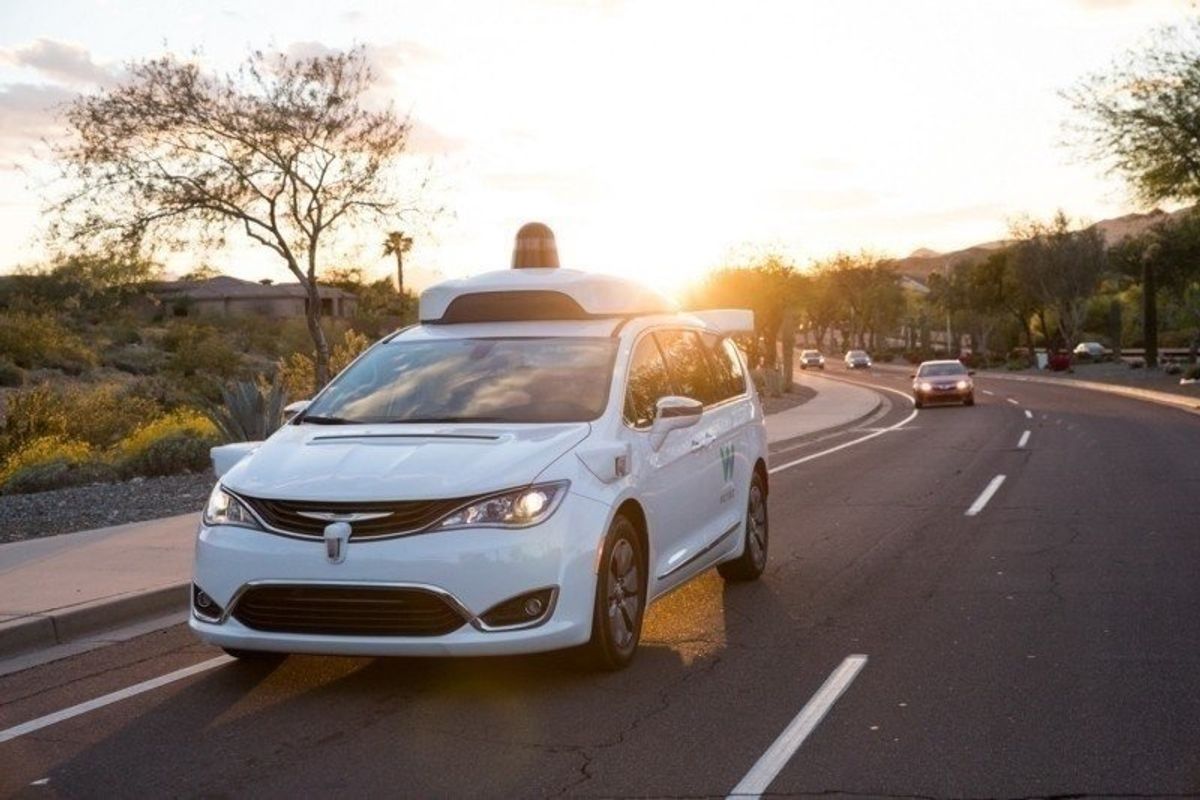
[690,431,715,451]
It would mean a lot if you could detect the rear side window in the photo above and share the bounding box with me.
[624,335,673,428]
[713,337,748,399]
[654,329,723,406]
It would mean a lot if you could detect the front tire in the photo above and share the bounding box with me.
[585,514,646,670]
[964,393,975,406]
[914,396,923,409]
[719,472,768,582]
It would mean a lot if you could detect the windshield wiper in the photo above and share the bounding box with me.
[382,416,509,424]
[299,414,355,425]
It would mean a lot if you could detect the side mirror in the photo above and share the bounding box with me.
[649,396,703,451]
[909,373,916,379]
[284,399,311,420]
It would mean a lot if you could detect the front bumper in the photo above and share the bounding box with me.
[914,386,972,403]
[189,491,611,657]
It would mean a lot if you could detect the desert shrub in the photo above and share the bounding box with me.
[1,383,162,458]
[114,410,219,477]
[279,328,371,399]
[105,344,166,375]
[205,378,289,442]
[161,321,243,378]
[0,312,96,374]
[1164,362,1183,375]
[1184,365,1200,381]
[0,436,113,494]
[0,359,25,387]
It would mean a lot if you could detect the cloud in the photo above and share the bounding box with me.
[407,120,466,154]
[0,38,112,86]
[0,83,76,165]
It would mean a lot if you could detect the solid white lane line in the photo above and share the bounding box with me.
[1017,430,1031,448]
[0,655,232,744]
[965,475,1007,516]
[982,390,995,396]
[728,655,868,799]
[770,378,918,476]
[1024,409,1033,419]
[1006,397,1020,406]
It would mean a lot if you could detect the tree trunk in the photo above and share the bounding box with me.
[395,250,405,296]
[780,309,795,393]
[1143,259,1158,368]
[304,282,332,393]
[1107,299,1122,359]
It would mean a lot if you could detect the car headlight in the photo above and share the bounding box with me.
[203,485,262,530]
[919,381,933,391]
[956,380,969,390]
[434,481,569,530]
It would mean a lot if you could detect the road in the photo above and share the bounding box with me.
[2,366,1199,799]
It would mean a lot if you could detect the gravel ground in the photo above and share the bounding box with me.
[0,470,214,544]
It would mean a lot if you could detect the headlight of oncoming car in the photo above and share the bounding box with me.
[956,380,969,390]
[919,381,933,391]
[434,481,569,530]
[203,485,263,530]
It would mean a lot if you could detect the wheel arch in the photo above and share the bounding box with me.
[754,458,769,496]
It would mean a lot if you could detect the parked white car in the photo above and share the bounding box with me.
[191,232,769,669]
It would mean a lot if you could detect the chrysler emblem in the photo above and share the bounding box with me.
[297,511,393,523]
[324,522,352,564]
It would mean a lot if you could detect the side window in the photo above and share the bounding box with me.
[654,329,721,406]
[624,335,673,428]
[703,334,747,400]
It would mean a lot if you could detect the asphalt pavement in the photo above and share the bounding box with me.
[2,365,1198,799]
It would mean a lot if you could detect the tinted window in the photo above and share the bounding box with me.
[624,335,673,428]
[655,329,722,405]
[699,332,747,402]
[303,337,617,424]
[917,362,967,377]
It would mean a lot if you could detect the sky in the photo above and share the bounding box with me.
[0,0,1193,298]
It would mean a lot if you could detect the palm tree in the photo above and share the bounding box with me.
[383,231,414,295]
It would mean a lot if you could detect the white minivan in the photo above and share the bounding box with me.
[190,233,769,669]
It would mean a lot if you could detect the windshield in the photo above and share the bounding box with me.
[918,363,968,377]
[302,337,618,424]
[848,351,868,358]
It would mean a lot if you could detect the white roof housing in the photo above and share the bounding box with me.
[419,267,677,324]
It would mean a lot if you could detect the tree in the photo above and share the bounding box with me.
[383,231,413,295]
[49,47,422,391]
[1065,20,1200,367]
[1009,212,1106,355]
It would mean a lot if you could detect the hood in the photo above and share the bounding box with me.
[222,422,590,501]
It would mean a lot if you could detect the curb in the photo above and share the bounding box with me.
[0,582,189,660]
[972,371,1200,416]
[767,374,886,453]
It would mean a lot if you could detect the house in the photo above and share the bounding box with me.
[150,276,358,318]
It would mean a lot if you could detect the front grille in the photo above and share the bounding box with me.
[231,585,467,637]
[238,494,481,539]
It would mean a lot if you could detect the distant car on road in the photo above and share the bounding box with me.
[844,350,872,369]
[799,349,825,370]
[911,360,975,408]
[1073,341,1107,360]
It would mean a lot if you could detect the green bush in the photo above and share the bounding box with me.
[161,322,243,378]
[1184,365,1200,381]
[114,410,219,478]
[0,383,163,464]
[0,312,97,374]
[0,435,117,494]
[105,344,166,375]
[0,359,25,387]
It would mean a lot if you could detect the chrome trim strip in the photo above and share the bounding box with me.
[203,579,560,634]
[656,521,741,580]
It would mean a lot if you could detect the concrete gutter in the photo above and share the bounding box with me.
[974,371,1200,417]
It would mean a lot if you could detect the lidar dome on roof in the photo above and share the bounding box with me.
[420,223,674,323]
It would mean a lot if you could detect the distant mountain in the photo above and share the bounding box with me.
[888,207,1191,281]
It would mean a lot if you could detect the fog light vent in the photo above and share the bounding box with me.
[192,584,224,622]
[480,587,556,629]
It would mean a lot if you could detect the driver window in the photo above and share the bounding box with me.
[624,334,673,428]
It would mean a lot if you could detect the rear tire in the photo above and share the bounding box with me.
[585,514,646,671]
[719,472,768,582]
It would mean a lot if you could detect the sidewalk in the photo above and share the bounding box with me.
[0,376,883,664]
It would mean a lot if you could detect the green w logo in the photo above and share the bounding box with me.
[720,443,735,482]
